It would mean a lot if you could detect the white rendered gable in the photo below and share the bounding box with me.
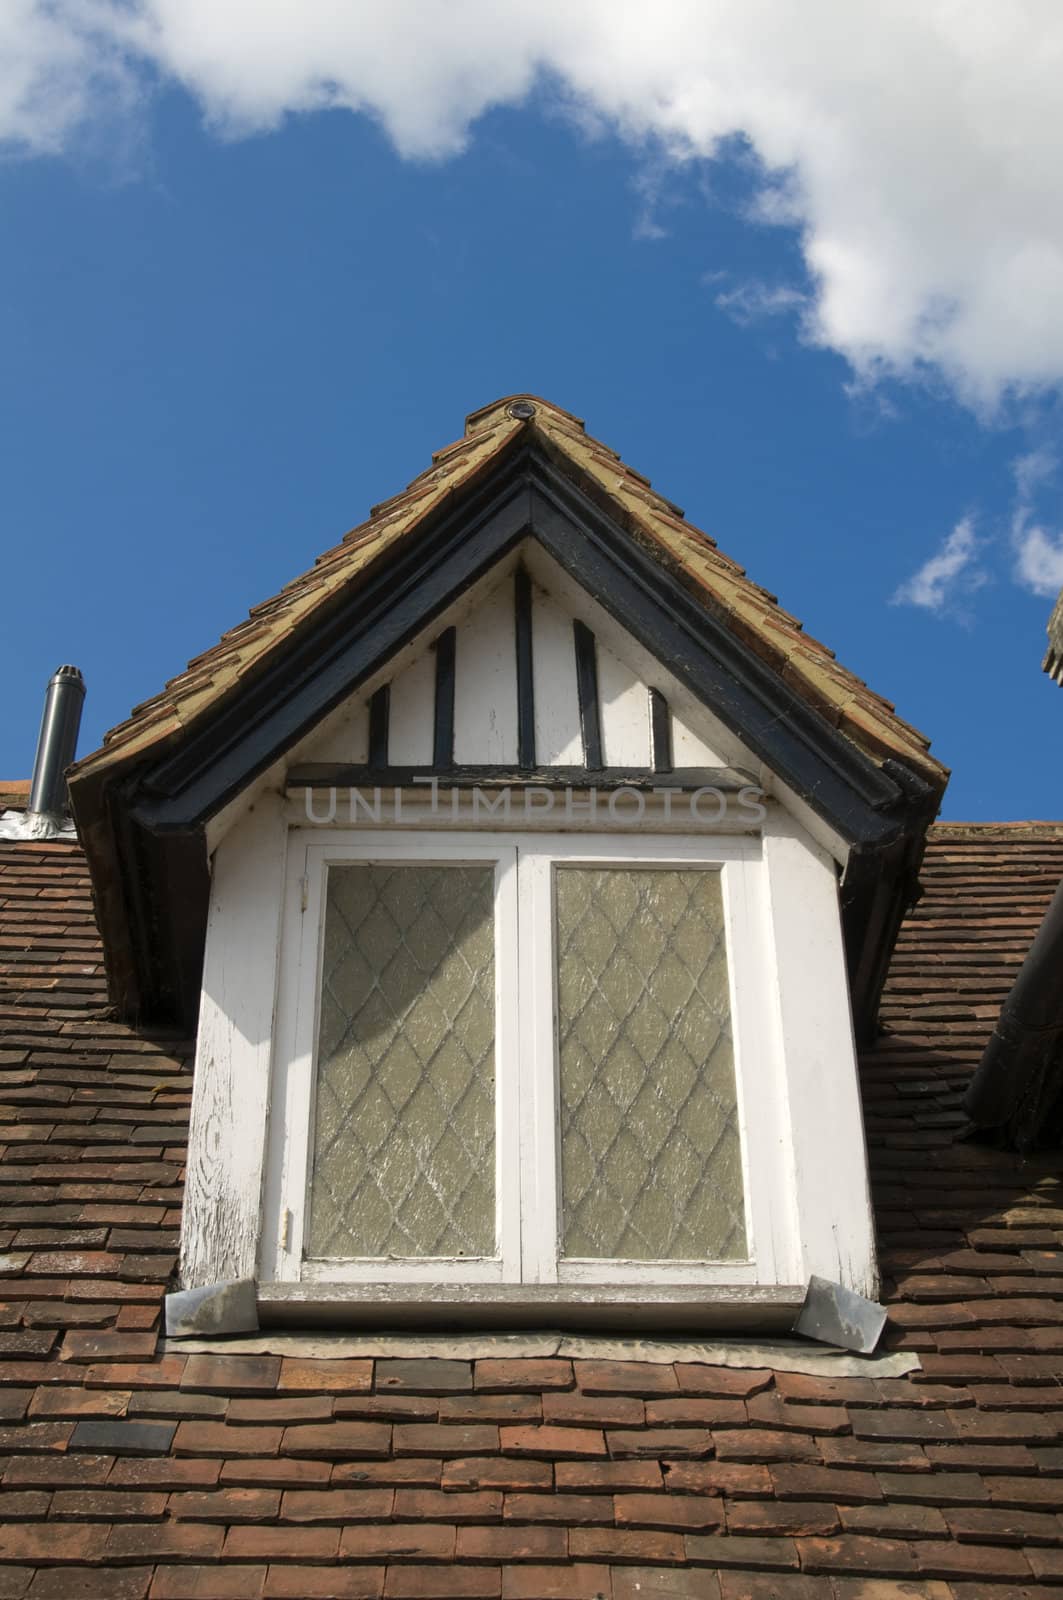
[205,542,849,869]
[295,549,732,773]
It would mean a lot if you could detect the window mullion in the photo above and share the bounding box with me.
[516,849,560,1284]
[494,847,523,1281]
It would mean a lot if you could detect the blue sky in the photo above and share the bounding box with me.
[3,8,1063,819]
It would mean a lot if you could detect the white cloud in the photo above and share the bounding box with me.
[1013,524,1063,598]
[714,281,808,329]
[892,517,987,613]
[0,1,135,155]
[1010,449,1063,598]
[1012,448,1057,505]
[5,3,1063,407]
[893,450,1063,618]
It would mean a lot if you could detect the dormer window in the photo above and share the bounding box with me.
[262,833,769,1295]
[68,396,947,1332]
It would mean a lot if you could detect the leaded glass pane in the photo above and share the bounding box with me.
[555,866,747,1261]
[306,862,496,1259]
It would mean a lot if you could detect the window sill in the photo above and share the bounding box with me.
[256,1281,807,1332]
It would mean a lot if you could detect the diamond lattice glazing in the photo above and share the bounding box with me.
[306,862,496,1260]
[555,865,747,1261]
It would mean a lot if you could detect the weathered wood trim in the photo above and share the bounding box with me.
[285,764,754,790]
[514,566,536,770]
[180,795,288,1289]
[432,627,456,770]
[649,687,673,774]
[256,1279,806,1332]
[573,620,603,770]
[761,816,878,1299]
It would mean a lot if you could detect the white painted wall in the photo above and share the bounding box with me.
[760,810,877,1297]
[298,698,369,766]
[453,576,519,765]
[672,711,723,768]
[597,642,651,766]
[181,795,288,1289]
[388,648,435,766]
[530,583,582,765]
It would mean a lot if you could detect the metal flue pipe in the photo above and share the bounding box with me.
[27,666,85,819]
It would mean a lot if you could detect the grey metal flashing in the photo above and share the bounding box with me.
[165,1279,259,1338]
[0,809,78,841]
[793,1274,888,1355]
[161,1328,919,1379]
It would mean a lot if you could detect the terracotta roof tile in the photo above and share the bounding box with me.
[1,822,1061,1591]
[0,779,30,812]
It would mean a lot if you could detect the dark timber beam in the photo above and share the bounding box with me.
[573,620,603,771]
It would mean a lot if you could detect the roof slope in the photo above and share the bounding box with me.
[2,824,1063,1596]
[72,395,946,796]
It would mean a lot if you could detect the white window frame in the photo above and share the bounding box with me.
[519,835,779,1288]
[262,836,522,1286]
[260,827,788,1291]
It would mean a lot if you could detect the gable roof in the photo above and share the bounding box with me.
[67,395,947,1028]
[74,396,944,795]
[3,822,1063,1596]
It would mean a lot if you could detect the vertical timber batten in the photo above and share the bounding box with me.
[433,627,456,770]
[368,684,390,769]
[573,620,603,770]
[650,687,673,774]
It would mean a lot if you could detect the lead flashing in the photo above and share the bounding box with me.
[794,1274,888,1355]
